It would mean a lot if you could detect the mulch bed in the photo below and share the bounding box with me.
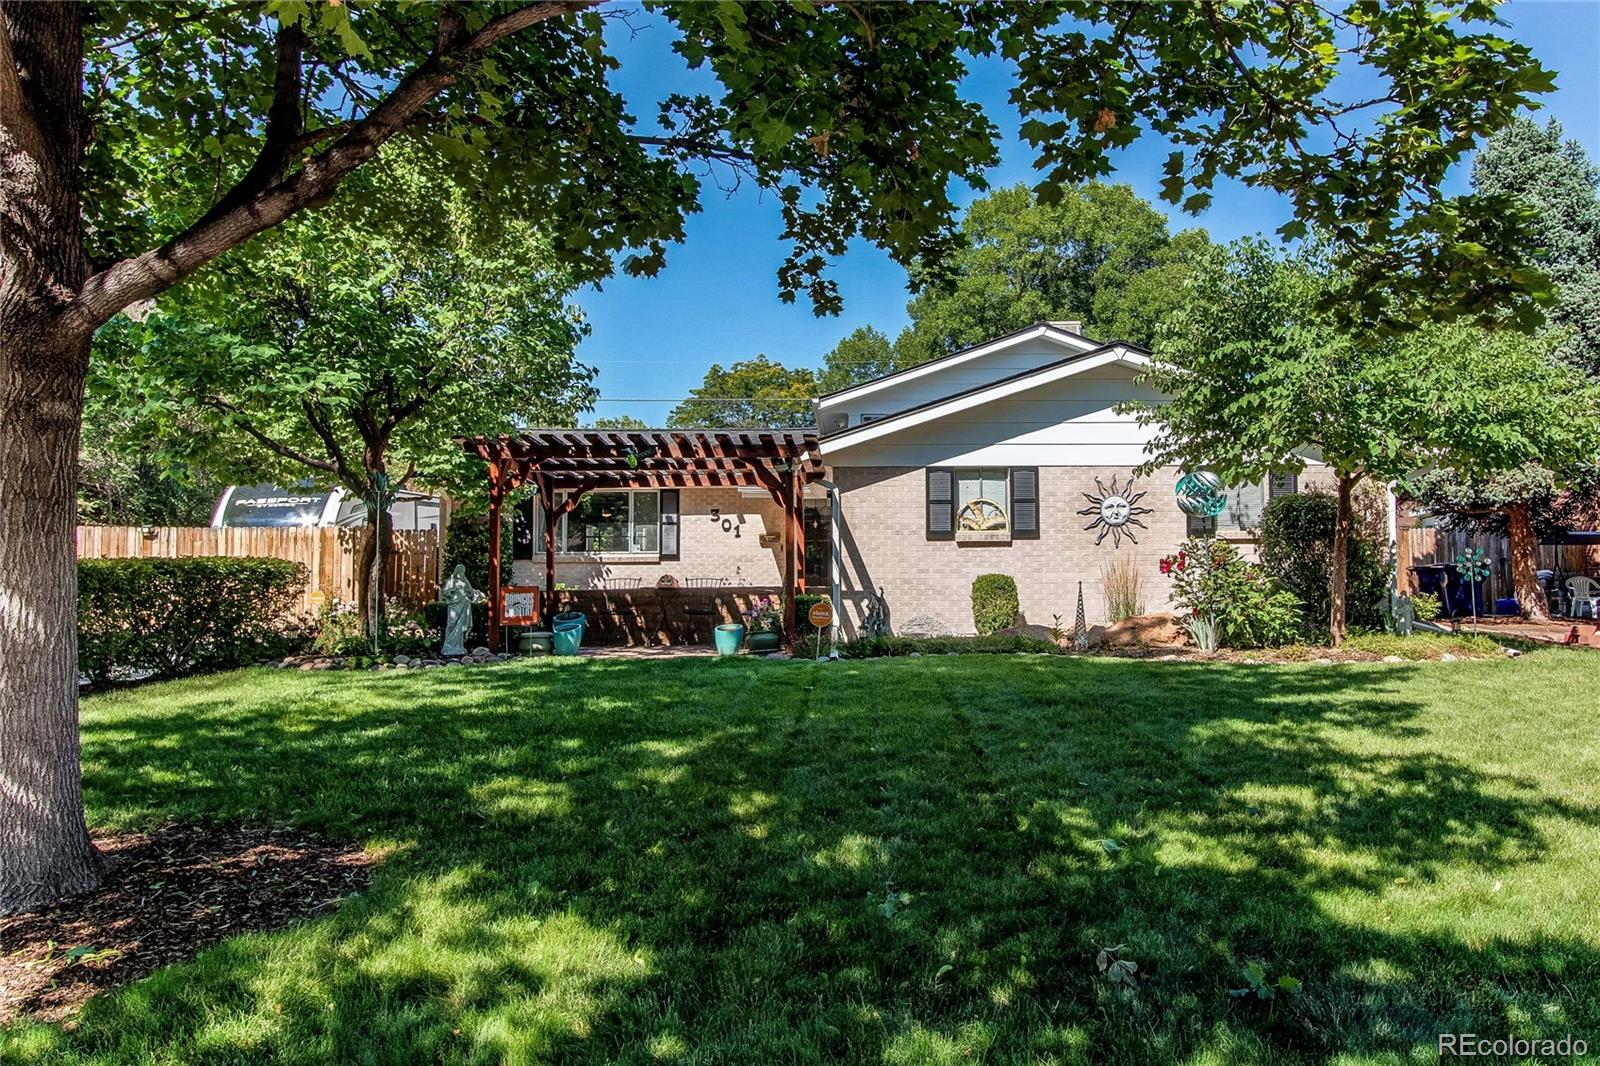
[0,823,379,1025]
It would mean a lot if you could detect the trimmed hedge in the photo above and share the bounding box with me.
[971,574,1020,636]
[78,557,307,683]
[840,634,1062,658]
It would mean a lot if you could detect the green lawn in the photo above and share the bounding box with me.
[6,648,1600,1064]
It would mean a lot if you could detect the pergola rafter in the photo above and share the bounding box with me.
[457,429,825,648]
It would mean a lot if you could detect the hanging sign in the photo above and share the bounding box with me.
[501,586,542,626]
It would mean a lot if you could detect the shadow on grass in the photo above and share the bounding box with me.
[10,653,1600,1063]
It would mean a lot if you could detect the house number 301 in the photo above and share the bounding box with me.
[707,508,740,538]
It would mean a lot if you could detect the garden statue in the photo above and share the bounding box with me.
[1385,590,1416,637]
[440,564,484,657]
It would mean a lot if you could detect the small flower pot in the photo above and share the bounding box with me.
[714,623,746,657]
[747,630,782,653]
[520,630,553,655]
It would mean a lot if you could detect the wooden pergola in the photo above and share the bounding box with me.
[458,428,826,648]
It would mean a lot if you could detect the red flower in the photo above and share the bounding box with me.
[1177,549,1188,572]
[1159,558,1172,575]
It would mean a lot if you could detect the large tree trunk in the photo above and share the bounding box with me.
[0,327,103,913]
[1,2,104,913]
[1329,473,1358,646]
[1506,502,1550,622]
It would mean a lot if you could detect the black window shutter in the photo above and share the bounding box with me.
[927,468,955,540]
[1269,472,1299,499]
[512,498,535,560]
[659,489,680,560]
[1010,467,1039,539]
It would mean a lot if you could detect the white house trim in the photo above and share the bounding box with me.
[822,344,1151,455]
[815,323,1101,409]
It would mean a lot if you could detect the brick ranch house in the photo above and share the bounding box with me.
[463,321,1345,646]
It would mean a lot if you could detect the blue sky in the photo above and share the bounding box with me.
[577,1,1600,425]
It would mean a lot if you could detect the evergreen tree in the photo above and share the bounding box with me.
[1473,117,1600,374]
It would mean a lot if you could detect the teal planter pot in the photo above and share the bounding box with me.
[714,623,746,657]
[520,630,553,655]
[747,631,782,653]
[552,610,586,639]
[552,621,583,656]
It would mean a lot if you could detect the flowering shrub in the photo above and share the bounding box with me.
[745,595,783,634]
[312,598,435,657]
[1159,538,1303,649]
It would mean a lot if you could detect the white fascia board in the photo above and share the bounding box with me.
[822,346,1151,455]
[815,324,1099,411]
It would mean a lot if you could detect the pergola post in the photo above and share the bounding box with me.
[782,470,799,645]
[487,465,505,653]
[536,476,557,612]
[793,467,807,596]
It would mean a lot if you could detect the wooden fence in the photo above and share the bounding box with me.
[1397,520,1598,607]
[75,526,442,614]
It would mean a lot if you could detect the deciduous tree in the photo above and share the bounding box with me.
[668,356,817,428]
[93,150,595,635]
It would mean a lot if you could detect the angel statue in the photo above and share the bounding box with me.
[440,564,485,656]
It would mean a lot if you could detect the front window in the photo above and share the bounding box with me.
[955,469,1010,534]
[544,490,661,555]
[631,491,660,552]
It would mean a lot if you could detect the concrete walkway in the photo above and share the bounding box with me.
[576,643,717,660]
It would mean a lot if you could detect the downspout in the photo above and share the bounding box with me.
[816,477,842,659]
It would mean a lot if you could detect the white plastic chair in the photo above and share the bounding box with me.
[1567,576,1599,619]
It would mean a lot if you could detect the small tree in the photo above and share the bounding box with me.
[1394,325,1599,620]
[95,151,596,633]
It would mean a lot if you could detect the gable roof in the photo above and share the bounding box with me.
[820,341,1152,452]
[815,321,1103,407]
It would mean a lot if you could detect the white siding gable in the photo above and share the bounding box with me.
[825,358,1164,468]
[815,325,1099,432]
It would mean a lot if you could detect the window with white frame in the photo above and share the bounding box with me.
[541,490,662,555]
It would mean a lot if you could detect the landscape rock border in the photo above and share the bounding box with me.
[272,647,516,672]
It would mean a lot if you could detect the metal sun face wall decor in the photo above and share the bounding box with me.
[1079,474,1152,547]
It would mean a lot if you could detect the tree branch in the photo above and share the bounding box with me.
[73,1,596,326]
[205,397,338,475]
[301,399,361,486]
[191,19,307,227]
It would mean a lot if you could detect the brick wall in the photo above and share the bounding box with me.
[834,465,1194,637]
[510,486,786,589]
